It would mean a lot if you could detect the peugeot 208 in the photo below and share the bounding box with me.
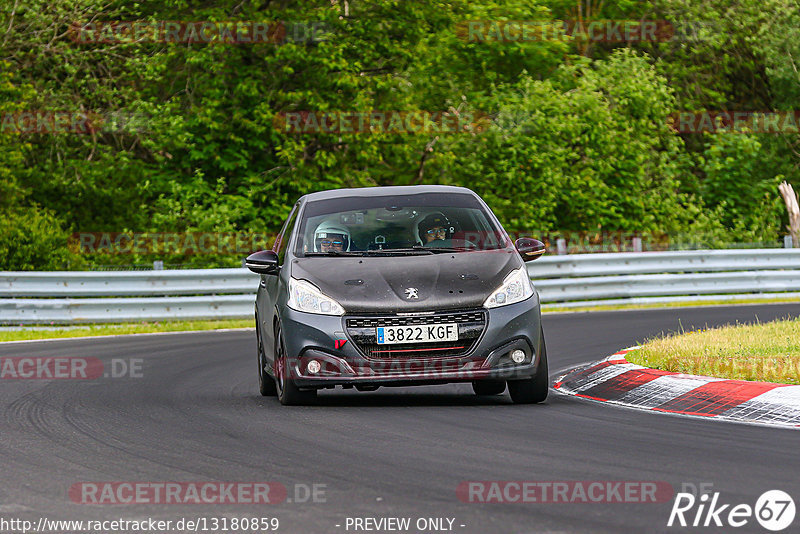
[245,185,547,405]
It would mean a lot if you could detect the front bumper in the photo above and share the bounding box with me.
[280,295,543,388]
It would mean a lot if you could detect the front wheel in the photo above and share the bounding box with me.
[256,316,277,397]
[274,322,317,406]
[508,329,549,404]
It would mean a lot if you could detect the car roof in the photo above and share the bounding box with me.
[300,185,476,203]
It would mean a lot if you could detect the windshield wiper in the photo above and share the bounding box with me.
[304,250,365,257]
[410,245,474,253]
[363,247,434,255]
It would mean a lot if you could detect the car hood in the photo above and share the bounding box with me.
[291,249,522,313]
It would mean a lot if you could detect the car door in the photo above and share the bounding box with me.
[257,201,300,363]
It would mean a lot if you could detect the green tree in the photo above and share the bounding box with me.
[699,133,783,240]
[443,49,691,235]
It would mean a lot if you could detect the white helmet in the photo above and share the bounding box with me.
[313,220,351,251]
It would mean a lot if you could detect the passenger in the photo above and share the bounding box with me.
[417,212,452,245]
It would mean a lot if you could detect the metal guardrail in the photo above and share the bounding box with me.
[527,249,800,278]
[0,249,798,323]
[0,269,254,297]
[0,295,255,324]
[534,271,800,303]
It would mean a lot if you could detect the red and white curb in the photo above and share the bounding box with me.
[553,349,800,428]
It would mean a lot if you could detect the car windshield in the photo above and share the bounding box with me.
[295,192,508,257]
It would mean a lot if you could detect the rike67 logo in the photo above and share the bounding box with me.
[668,485,795,531]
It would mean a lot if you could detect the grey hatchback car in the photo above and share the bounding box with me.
[245,185,548,405]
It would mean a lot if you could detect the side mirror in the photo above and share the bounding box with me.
[245,250,280,275]
[515,238,546,262]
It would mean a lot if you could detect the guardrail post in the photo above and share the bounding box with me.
[153,260,164,270]
[785,235,794,249]
[556,238,567,255]
[632,237,642,253]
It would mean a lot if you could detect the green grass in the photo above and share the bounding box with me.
[0,319,254,342]
[626,317,800,384]
[542,296,800,313]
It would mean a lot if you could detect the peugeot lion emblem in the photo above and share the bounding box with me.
[405,287,419,299]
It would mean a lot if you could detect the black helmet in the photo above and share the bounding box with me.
[418,212,452,242]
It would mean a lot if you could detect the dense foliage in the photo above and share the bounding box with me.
[0,0,797,268]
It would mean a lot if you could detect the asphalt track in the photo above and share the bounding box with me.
[2,303,800,534]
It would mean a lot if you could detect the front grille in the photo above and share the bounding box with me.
[345,310,487,360]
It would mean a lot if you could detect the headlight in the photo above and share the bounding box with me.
[483,267,533,308]
[287,278,345,315]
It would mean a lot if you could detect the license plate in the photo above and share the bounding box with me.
[376,323,459,344]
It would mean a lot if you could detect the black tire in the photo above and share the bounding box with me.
[472,380,506,396]
[274,322,317,406]
[508,329,549,404]
[256,315,277,397]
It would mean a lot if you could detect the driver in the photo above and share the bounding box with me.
[313,220,351,252]
[418,212,452,245]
